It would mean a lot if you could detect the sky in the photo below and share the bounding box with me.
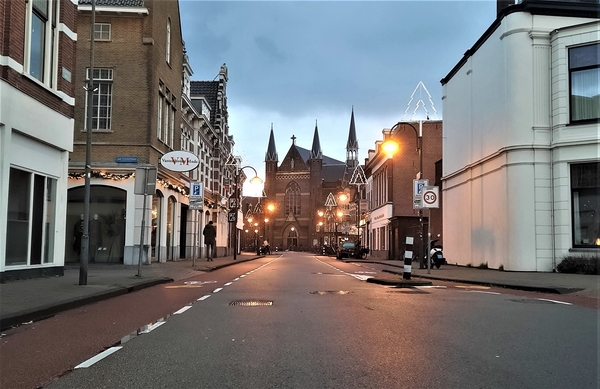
[179,0,498,195]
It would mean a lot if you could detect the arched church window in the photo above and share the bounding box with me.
[285,181,301,216]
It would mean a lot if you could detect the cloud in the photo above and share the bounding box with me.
[180,0,497,185]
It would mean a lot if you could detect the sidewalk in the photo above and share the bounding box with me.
[350,259,600,298]
[1,254,598,331]
[0,252,260,331]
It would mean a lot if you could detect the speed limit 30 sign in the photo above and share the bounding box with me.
[422,186,439,208]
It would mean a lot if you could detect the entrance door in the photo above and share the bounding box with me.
[180,204,188,259]
[166,196,176,261]
[151,191,163,262]
[287,229,298,251]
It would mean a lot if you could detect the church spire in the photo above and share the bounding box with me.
[346,107,358,167]
[265,123,278,162]
[310,120,322,160]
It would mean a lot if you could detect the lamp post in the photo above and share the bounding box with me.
[79,0,96,286]
[382,120,424,280]
[232,163,263,260]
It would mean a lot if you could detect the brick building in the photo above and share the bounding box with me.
[364,120,443,262]
[67,0,193,265]
[261,110,363,252]
[1,0,78,281]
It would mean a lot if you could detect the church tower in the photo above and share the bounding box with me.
[308,121,323,243]
[264,124,278,199]
[344,107,359,185]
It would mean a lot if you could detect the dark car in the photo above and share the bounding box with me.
[336,241,365,259]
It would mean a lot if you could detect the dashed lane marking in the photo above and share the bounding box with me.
[173,306,192,315]
[537,298,572,305]
[75,347,122,369]
[213,288,223,293]
[198,295,211,301]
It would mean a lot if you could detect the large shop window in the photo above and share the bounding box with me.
[66,186,126,263]
[571,162,600,248]
[5,168,57,266]
[569,43,600,123]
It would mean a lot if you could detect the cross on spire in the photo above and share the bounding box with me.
[291,135,296,144]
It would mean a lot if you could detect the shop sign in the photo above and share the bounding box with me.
[160,151,200,172]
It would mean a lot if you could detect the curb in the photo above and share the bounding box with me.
[0,278,172,332]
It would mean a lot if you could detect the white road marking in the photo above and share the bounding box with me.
[351,274,374,281]
[173,306,192,314]
[468,290,501,295]
[139,321,166,334]
[234,278,240,281]
[198,295,211,301]
[75,347,122,368]
[537,298,572,305]
[224,282,233,286]
[415,285,447,289]
[240,275,246,278]
[213,288,223,293]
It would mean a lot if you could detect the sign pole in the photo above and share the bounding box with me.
[137,167,148,277]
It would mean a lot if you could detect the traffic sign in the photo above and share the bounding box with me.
[228,211,237,223]
[413,179,428,209]
[422,186,439,208]
[229,197,238,209]
[190,182,203,200]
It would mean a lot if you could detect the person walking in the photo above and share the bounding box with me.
[203,220,216,261]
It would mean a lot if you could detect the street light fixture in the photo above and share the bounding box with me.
[381,121,424,280]
[232,162,263,260]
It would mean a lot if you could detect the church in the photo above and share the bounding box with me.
[256,110,363,252]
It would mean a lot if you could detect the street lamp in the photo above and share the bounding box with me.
[381,121,423,280]
[232,163,263,260]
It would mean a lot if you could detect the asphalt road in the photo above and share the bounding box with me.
[3,252,598,388]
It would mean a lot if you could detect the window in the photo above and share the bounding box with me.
[85,68,113,131]
[285,181,301,216]
[166,19,171,64]
[571,162,600,248]
[569,43,600,122]
[5,168,57,266]
[94,23,111,40]
[27,0,58,85]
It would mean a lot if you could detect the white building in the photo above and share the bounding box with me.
[441,0,599,271]
[1,0,78,281]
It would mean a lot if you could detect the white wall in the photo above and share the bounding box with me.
[442,12,599,271]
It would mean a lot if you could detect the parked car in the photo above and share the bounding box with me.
[336,241,368,259]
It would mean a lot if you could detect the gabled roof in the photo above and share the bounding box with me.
[278,144,309,172]
[296,146,344,166]
[190,81,219,128]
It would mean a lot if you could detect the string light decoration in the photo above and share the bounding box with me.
[68,171,190,197]
[68,171,135,181]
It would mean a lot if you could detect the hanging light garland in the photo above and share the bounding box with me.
[68,171,135,181]
[68,171,189,197]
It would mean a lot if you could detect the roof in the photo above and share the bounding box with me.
[190,81,219,128]
[440,0,600,85]
[296,146,345,166]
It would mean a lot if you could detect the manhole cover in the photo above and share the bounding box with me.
[229,300,273,307]
[310,291,351,295]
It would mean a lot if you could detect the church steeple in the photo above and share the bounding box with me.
[265,123,278,162]
[309,120,322,160]
[346,107,358,168]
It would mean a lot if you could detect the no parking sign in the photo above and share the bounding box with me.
[422,186,439,208]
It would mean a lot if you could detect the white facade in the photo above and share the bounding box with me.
[442,4,599,271]
[1,83,73,277]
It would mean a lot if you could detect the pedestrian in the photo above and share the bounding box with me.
[203,220,216,261]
